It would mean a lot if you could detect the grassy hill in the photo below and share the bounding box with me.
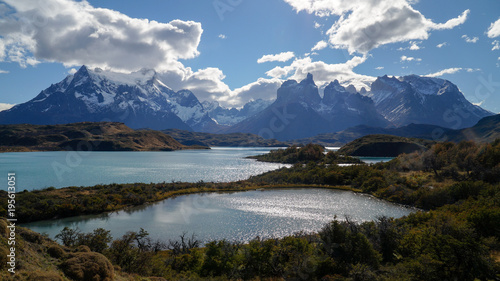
[163,129,288,147]
[338,134,435,157]
[0,122,203,152]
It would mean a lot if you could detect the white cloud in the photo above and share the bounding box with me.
[68,68,77,75]
[219,78,283,106]
[401,55,422,62]
[0,103,15,111]
[409,41,421,50]
[487,18,500,38]
[218,34,226,39]
[283,0,469,54]
[314,22,322,29]
[257,51,295,64]
[375,66,384,70]
[462,35,479,43]
[492,40,500,51]
[311,40,328,51]
[0,0,203,72]
[265,56,375,91]
[425,67,480,77]
[0,69,8,74]
[436,42,447,48]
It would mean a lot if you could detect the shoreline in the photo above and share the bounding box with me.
[11,181,423,225]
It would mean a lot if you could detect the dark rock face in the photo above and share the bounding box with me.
[227,74,388,140]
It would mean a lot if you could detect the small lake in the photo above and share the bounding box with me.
[23,188,416,244]
[0,147,289,190]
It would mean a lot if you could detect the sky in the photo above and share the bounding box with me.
[0,0,499,112]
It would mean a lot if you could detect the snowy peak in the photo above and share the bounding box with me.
[400,75,458,96]
[369,74,492,128]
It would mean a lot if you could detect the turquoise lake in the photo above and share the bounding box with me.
[0,147,289,190]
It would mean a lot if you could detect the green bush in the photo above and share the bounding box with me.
[47,244,66,259]
[60,252,114,281]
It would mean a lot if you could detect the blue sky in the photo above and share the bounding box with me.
[0,0,499,112]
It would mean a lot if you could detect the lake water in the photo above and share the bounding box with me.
[1,148,392,190]
[23,188,416,244]
[0,148,289,190]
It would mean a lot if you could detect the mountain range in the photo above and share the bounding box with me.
[0,65,493,141]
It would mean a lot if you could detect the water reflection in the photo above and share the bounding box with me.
[24,188,417,244]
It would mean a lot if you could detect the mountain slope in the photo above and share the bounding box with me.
[226,74,389,140]
[202,99,273,127]
[368,75,492,128]
[0,66,218,131]
[450,113,500,143]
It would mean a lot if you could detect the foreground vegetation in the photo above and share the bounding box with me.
[1,140,499,280]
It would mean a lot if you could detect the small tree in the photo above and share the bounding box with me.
[55,227,81,247]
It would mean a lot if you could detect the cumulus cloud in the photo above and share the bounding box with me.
[487,18,500,38]
[462,35,479,43]
[218,34,226,39]
[437,42,447,48]
[401,55,421,62]
[218,78,283,106]
[265,56,375,90]
[257,51,295,63]
[0,69,8,74]
[492,40,500,51]
[375,66,384,70]
[409,41,421,50]
[0,0,202,72]
[425,67,480,77]
[283,0,469,54]
[311,40,328,51]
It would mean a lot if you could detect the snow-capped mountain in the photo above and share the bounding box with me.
[226,74,388,140]
[0,65,218,131]
[202,99,273,127]
[317,80,389,128]
[367,75,492,128]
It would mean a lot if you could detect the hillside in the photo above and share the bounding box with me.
[451,114,500,143]
[294,113,500,146]
[338,134,435,157]
[292,123,446,146]
[162,129,288,147]
[0,122,200,152]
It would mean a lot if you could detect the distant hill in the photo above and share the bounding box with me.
[163,129,288,147]
[338,135,435,157]
[293,123,450,146]
[294,114,500,146]
[0,122,199,152]
[450,114,500,143]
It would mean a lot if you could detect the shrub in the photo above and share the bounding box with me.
[18,227,44,244]
[27,271,64,281]
[74,245,91,253]
[47,244,66,259]
[61,252,114,281]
